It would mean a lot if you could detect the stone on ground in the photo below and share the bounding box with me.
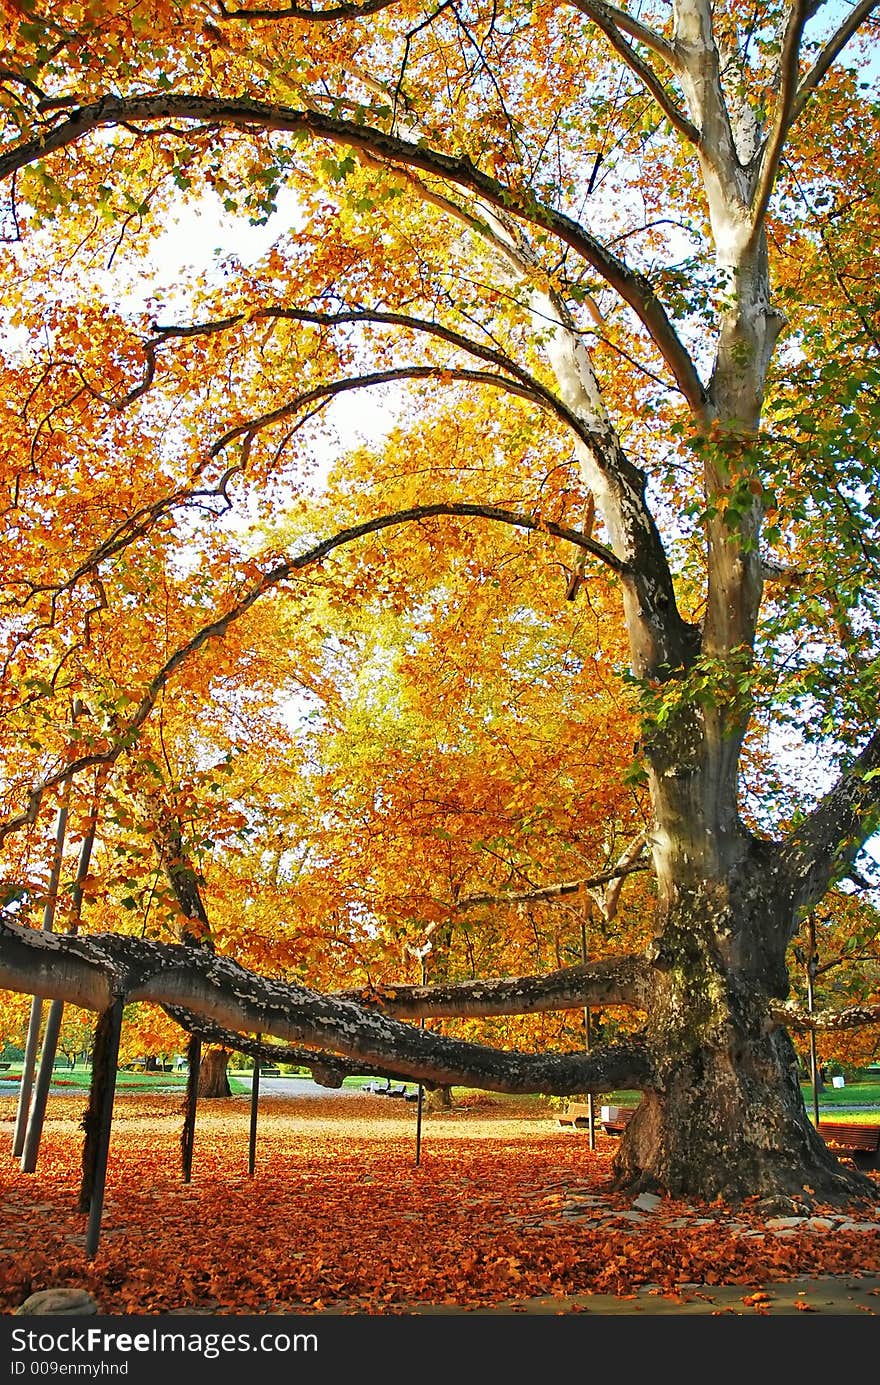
[14,1288,99,1315]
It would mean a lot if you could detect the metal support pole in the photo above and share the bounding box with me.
[415,958,426,1166]
[580,918,595,1150]
[248,1036,261,1177]
[181,1035,201,1183]
[13,782,72,1156]
[85,998,123,1259]
[807,913,821,1129]
[22,786,102,1172]
[12,999,44,1159]
[414,1080,424,1166]
[20,999,64,1172]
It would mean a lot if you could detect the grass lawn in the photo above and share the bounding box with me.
[0,1064,189,1091]
[600,1083,880,1119]
[2,1064,878,1117]
[801,1081,880,1109]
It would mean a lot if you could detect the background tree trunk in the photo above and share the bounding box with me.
[196,1046,231,1098]
[424,1084,453,1112]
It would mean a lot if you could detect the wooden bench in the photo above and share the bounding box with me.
[362,1079,409,1097]
[558,1102,594,1129]
[565,1108,878,1162]
[817,1122,880,1169]
[558,1103,639,1133]
[600,1105,637,1135]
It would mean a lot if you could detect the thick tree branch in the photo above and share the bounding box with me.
[782,727,880,917]
[770,998,880,1032]
[0,95,705,410]
[454,861,647,911]
[162,1008,400,1086]
[760,557,806,587]
[8,463,242,623]
[14,297,586,633]
[206,366,598,458]
[154,815,215,948]
[748,0,811,248]
[595,831,649,924]
[217,0,399,17]
[566,0,676,61]
[154,304,576,428]
[0,918,653,1094]
[335,954,651,1018]
[670,0,744,197]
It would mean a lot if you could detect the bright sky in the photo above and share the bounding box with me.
[124,188,399,464]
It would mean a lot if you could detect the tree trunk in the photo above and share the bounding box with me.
[197,1046,231,1098]
[610,835,873,1209]
[424,1084,453,1112]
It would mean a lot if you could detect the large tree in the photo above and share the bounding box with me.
[0,0,879,1208]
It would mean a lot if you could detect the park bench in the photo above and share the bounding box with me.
[259,1065,281,1077]
[816,1121,880,1169]
[558,1102,594,1129]
[565,1106,878,1163]
[600,1105,637,1135]
[0,1063,10,1071]
[558,1103,638,1133]
[362,1079,414,1098]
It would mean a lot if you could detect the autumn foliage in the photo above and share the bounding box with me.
[0,0,879,1217]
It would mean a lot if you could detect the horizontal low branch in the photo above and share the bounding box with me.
[335,955,651,1019]
[770,999,880,1034]
[163,1007,392,1087]
[0,919,652,1095]
[4,919,876,1095]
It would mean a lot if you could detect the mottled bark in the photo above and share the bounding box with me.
[0,901,874,1205]
[0,916,652,1094]
[617,857,871,1205]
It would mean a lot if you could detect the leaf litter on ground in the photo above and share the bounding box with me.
[0,1092,877,1315]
